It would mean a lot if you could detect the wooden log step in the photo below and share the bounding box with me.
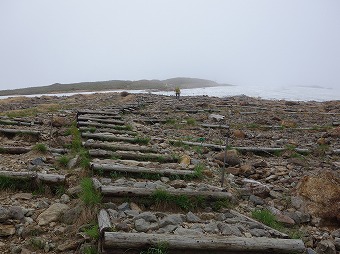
[77,110,119,116]
[102,232,305,254]
[78,121,130,130]
[138,119,167,124]
[91,163,194,177]
[0,128,40,137]
[84,141,157,153]
[79,127,136,136]
[0,146,68,155]
[100,186,232,200]
[0,146,31,154]
[77,116,125,125]
[89,149,177,162]
[0,119,32,126]
[0,171,65,184]
[333,121,340,126]
[79,114,122,120]
[82,133,144,144]
[200,123,229,129]
[169,140,310,154]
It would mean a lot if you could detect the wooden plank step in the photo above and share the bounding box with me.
[91,163,194,177]
[169,140,310,154]
[77,116,125,125]
[0,119,32,126]
[78,121,130,130]
[100,186,232,200]
[0,128,40,137]
[78,114,122,120]
[102,232,305,254]
[82,133,143,143]
[89,149,177,162]
[79,127,136,136]
[77,110,119,116]
[0,146,68,154]
[84,141,156,153]
[200,123,229,129]
[0,171,65,184]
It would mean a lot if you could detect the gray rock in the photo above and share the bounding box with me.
[203,222,219,233]
[291,196,304,210]
[316,240,336,254]
[67,155,79,169]
[60,205,82,225]
[306,248,317,254]
[249,195,264,205]
[186,211,201,223]
[10,245,21,254]
[157,225,178,234]
[174,227,203,235]
[60,194,70,204]
[135,218,158,232]
[107,209,119,219]
[159,214,183,227]
[218,223,242,236]
[115,222,130,232]
[331,229,340,238]
[37,203,69,226]
[31,157,45,166]
[118,202,130,211]
[0,224,16,236]
[249,228,268,237]
[334,238,340,251]
[134,212,157,222]
[0,205,10,222]
[9,206,24,220]
[124,210,140,218]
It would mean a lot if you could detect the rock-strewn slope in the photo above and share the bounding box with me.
[0,92,339,254]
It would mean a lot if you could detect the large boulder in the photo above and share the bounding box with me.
[295,171,340,224]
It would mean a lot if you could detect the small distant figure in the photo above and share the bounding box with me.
[175,87,181,99]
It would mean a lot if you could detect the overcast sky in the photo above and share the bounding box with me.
[0,0,339,90]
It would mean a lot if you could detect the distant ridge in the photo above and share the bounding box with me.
[0,77,222,96]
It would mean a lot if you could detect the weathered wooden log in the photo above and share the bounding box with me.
[79,127,136,136]
[77,110,119,116]
[91,163,194,177]
[98,209,112,235]
[102,232,305,253]
[0,128,40,137]
[0,171,65,184]
[79,114,122,120]
[89,150,177,162]
[200,124,229,129]
[139,119,167,124]
[84,141,156,153]
[13,118,43,125]
[0,146,31,154]
[77,121,129,130]
[82,133,137,143]
[100,186,232,200]
[169,140,310,154]
[239,112,258,115]
[333,121,340,126]
[77,116,125,125]
[0,119,32,126]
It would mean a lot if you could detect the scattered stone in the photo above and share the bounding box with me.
[233,130,246,139]
[135,218,158,232]
[9,206,24,220]
[0,205,10,222]
[218,223,242,236]
[334,238,340,251]
[57,239,83,252]
[180,155,190,167]
[37,203,69,226]
[60,194,71,203]
[170,179,187,188]
[296,171,340,223]
[215,149,240,166]
[12,193,33,200]
[60,205,82,225]
[118,202,130,211]
[115,222,130,232]
[0,224,16,236]
[130,202,142,212]
[174,227,203,235]
[159,214,183,227]
[316,240,336,254]
[134,212,157,223]
[249,195,264,206]
[186,211,201,223]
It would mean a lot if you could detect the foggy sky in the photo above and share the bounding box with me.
[0,0,339,90]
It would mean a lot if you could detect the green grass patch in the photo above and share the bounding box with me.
[140,242,168,254]
[57,155,70,168]
[80,178,102,206]
[251,209,282,230]
[83,224,100,240]
[132,137,150,145]
[33,143,48,153]
[0,176,32,191]
[186,118,196,125]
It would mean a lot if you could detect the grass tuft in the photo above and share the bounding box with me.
[80,178,102,206]
[33,143,48,153]
[251,209,282,230]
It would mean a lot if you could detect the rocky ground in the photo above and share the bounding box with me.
[0,92,339,254]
